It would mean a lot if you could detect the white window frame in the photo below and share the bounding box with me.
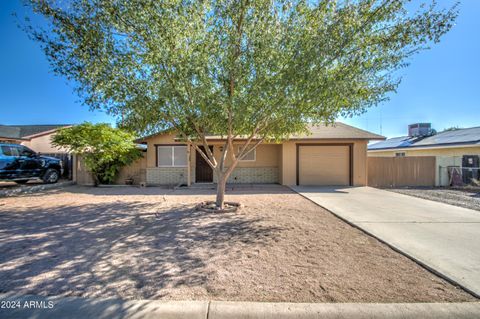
[157,145,188,167]
[238,146,256,162]
[395,152,406,157]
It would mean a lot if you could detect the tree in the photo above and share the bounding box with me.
[52,123,142,185]
[24,0,457,208]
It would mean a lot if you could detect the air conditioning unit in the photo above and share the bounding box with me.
[408,123,434,137]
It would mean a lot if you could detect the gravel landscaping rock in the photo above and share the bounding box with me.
[386,187,480,211]
[0,180,74,198]
[0,185,475,302]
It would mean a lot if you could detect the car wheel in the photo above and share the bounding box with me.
[42,169,60,184]
[14,180,29,184]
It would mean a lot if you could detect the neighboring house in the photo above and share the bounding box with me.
[0,124,72,153]
[135,123,384,187]
[368,124,480,186]
[0,124,73,179]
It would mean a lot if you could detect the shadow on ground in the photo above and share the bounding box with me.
[0,199,281,299]
[52,184,295,197]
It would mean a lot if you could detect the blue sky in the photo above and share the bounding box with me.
[0,0,478,138]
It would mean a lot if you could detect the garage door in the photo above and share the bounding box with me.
[298,145,351,186]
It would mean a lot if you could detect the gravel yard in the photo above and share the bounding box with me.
[0,185,475,302]
[0,180,74,197]
[386,187,480,211]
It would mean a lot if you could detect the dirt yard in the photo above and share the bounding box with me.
[0,185,475,302]
[387,187,480,211]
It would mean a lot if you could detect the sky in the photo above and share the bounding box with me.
[0,1,479,138]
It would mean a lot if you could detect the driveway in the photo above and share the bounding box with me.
[292,186,480,298]
[0,185,472,302]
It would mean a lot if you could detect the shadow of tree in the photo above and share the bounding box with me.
[0,200,282,299]
[58,184,294,196]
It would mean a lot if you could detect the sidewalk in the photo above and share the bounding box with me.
[1,295,479,319]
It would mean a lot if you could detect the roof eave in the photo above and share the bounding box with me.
[0,136,30,141]
[368,141,480,151]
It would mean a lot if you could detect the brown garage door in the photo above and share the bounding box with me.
[298,145,351,186]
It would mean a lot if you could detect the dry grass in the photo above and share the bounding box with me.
[0,185,475,302]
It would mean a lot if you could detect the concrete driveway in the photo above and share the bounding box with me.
[292,186,480,298]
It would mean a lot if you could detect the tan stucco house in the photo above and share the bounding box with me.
[138,123,384,187]
[0,124,71,153]
[368,125,480,186]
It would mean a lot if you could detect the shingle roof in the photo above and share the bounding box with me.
[290,123,385,140]
[0,125,21,139]
[368,126,480,150]
[0,124,71,139]
[140,122,385,142]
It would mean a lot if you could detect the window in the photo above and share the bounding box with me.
[1,145,20,157]
[395,152,406,157]
[157,145,187,167]
[19,146,36,157]
[238,146,256,161]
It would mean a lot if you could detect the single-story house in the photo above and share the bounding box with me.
[368,124,480,186]
[0,124,72,154]
[136,123,384,187]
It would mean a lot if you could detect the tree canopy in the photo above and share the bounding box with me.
[52,123,142,185]
[25,0,457,207]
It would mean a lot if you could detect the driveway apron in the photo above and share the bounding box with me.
[292,186,480,297]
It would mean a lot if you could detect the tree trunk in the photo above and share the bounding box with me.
[216,173,227,209]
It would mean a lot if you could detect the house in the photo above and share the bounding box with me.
[136,123,384,187]
[368,124,480,185]
[0,124,72,154]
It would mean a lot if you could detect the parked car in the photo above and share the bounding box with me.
[0,143,63,184]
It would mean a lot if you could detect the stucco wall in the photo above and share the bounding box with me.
[280,140,368,186]
[210,143,281,168]
[204,143,281,184]
[143,133,368,186]
[21,132,67,154]
[145,133,186,167]
[144,132,281,184]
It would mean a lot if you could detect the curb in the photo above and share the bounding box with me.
[0,295,479,319]
[289,186,480,299]
[209,301,480,319]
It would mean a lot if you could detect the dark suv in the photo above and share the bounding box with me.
[0,143,63,184]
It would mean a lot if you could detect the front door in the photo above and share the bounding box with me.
[196,146,213,183]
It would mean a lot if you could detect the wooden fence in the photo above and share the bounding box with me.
[368,156,436,187]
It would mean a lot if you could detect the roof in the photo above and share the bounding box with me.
[0,124,71,140]
[139,122,385,142]
[369,126,480,151]
[290,123,385,140]
[0,126,22,139]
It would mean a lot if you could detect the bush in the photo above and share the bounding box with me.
[53,123,142,185]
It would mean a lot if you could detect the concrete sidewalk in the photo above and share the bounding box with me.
[1,295,479,319]
[291,186,480,298]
